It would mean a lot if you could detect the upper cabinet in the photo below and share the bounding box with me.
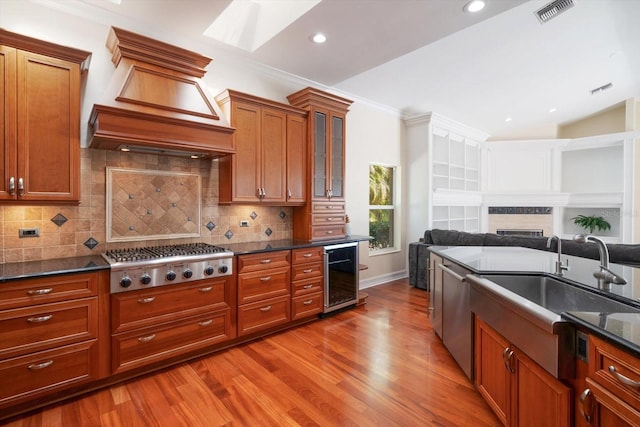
[216,90,307,205]
[0,30,91,203]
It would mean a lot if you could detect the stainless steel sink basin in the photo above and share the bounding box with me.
[480,274,640,315]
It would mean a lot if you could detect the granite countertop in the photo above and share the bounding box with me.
[0,255,110,282]
[429,245,640,356]
[224,235,371,255]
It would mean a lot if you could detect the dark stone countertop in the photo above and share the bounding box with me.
[0,255,110,282]
[563,311,640,358]
[223,235,371,255]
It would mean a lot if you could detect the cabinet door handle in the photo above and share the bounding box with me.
[198,319,213,327]
[502,347,515,373]
[260,276,272,281]
[137,297,156,304]
[137,334,156,343]
[303,300,313,305]
[288,189,292,199]
[18,177,24,196]
[608,365,640,389]
[260,305,272,312]
[9,176,15,195]
[27,288,53,296]
[28,360,54,370]
[199,286,213,293]
[579,388,593,423]
[26,314,53,323]
[260,259,272,264]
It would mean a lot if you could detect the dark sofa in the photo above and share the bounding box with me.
[408,229,640,290]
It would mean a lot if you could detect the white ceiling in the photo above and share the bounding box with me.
[46,0,640,139]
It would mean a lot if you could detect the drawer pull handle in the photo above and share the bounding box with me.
[260,259,272,264]
[198,319,213,327]
[303,284,313,289]
[27,314,53,323]
[137,297,156,304]
[303,253,313,258]
[137,334,156,343]
[303,300,313,305]
[326,217,334,221]
[199,286,213,293]
[28,360,53,370]
[260,276,272,281]
[326,230,333,234]
[260,305,272,312]
[303,269,313,274]
[27,288,53,296]
[608,365,640,388]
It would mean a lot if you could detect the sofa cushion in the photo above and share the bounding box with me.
[483,233,549,251]
[423,229,434,244]
[608,244,640,265]
[430,229,486,246]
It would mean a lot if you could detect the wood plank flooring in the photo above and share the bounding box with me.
[2,279,501,426]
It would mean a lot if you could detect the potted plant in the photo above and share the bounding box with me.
[571,214,611,234]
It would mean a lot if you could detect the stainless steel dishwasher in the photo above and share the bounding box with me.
[439,261,473,379]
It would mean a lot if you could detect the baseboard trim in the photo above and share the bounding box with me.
[359,270,408,289]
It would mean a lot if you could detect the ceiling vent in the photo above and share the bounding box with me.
[535,0,575,23]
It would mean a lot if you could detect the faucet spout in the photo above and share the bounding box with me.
[546,235,568,276]
[573,234,626,290]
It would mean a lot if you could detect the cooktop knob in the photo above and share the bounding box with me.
[120,276,132,288]
[166,270,177,281]
[183,268,193,279]
[140,273,151,285]
[204,265,214,276]
[218,265,228,274]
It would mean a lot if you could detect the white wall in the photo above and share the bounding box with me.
[1,0,408,285]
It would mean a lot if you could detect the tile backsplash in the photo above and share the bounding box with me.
[0,148,292,263]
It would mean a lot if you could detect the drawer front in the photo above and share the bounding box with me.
[291,246,324,264]
[590,335,640,408]
[0,340,98,405]
[0,298,98,359]
[292,292,323,320]
[311,213,346,227]
[111,279,231,333]
[238,295,290,336]
[291,262,323,281]
[237,251,290,274]
[292,276,324,296]
[311,224,345,240]
[0,272,99,311]
[312,201,345,213]
[112,311,231,374]
[238,267,290,304]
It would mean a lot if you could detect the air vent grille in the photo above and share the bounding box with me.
[535,0,575,23]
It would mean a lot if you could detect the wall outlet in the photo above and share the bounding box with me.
[240,220,249,227]
[19,228,40,238]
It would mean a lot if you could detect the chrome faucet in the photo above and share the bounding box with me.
[546,235,569,276]
[573,234,627,291]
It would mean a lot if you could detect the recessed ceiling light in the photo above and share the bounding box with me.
[549,108,557,113]
[505,117,512,122]
[463,0,485,13]
[311,33,326,44]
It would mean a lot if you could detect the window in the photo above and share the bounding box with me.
[369,164,396,252]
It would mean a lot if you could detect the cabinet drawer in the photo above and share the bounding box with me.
[238,295,290,336]
[111,279,231,333]
[311,213,346,226]
[0,340,98,405]
[237,250,290,273]
[312,201,345,213]
[292,276,324,296]
[590,335,640,409]
[292,292,323,320]
[0,298,97,359]
[238,267,290,304]
[291,246,324,264]
[0,272,98,310]
[291,262,323,281]
[112,311,232,374]
[311,225,345,240]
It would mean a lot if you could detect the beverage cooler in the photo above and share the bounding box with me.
[323,242,359,313]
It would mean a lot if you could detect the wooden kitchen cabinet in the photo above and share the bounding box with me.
[475,316,571,427]
[216,90,307,205]
[0,270,108,411]
[291,246,324,320]
[576,334,640,426]
[0,30,91,203]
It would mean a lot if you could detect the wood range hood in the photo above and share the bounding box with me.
[89,27,235,158]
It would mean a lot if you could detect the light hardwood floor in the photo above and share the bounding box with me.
[2,279,500,426]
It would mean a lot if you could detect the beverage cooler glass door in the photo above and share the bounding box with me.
[324,242,359,313]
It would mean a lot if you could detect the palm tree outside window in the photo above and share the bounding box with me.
[369,164,396,251]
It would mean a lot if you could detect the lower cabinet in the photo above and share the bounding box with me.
[475,316,571,427]
[291,246,324,320]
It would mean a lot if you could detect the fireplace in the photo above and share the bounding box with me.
[496,229,544,237]
[488,207,553,237]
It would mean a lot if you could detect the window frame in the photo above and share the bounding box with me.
[368,163,399,254]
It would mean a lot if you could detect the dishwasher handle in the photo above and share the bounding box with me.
[438,263,466,282]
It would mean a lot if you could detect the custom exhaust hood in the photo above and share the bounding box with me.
[88,27,235,158]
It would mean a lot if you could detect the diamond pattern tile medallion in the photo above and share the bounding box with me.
[51,213,68,227]
[250,211,258,220]
[265,227,272,237]
[279,211,286,219]
[206,221,216,231]
[225,230,234,240]
[84,237,99,250]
